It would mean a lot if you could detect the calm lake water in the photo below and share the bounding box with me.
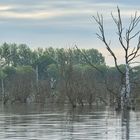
[0,103,140,140]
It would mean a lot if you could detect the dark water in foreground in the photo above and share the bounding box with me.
[0,103,139,140]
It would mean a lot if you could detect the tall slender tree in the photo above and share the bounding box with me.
[94,7,140,109]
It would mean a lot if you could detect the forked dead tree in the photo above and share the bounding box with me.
[94,7,140,109]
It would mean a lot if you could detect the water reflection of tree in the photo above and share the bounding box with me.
[121,110,130,140]
[64,108,82,140]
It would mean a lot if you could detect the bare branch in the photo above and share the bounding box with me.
[129,61,140,65]
[111,7,126,51]
[129,31,140,40]
[75,45,103,73]
[94,12,125,75]
[128,36,140,62]
[94,7,140,75]
[128,12,140,33]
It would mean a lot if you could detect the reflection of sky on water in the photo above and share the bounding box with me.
[0,104,139,139]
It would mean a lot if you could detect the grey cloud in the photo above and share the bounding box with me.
[0,0,139,49]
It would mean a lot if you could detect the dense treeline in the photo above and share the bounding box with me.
[0,43,140,107]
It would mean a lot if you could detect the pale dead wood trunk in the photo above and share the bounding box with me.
[1,79,4,102]
[36,65,39,86]
[35,65,39,94]
[126,64,130,98]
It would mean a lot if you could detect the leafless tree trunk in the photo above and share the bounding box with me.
[1,79,4,102]
[36,65,39,93]
[94,7,140,109]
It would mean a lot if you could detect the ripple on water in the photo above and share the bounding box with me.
[0,104,139,140]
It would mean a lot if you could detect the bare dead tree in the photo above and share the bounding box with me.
[94,7,140,109]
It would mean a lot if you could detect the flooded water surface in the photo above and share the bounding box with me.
[0,104,140,140]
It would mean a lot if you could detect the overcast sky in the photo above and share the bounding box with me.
[0,0,140,65]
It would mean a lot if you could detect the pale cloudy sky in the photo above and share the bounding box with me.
[0,0,140,65]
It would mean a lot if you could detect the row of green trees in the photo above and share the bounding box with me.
[0,43,139,107]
